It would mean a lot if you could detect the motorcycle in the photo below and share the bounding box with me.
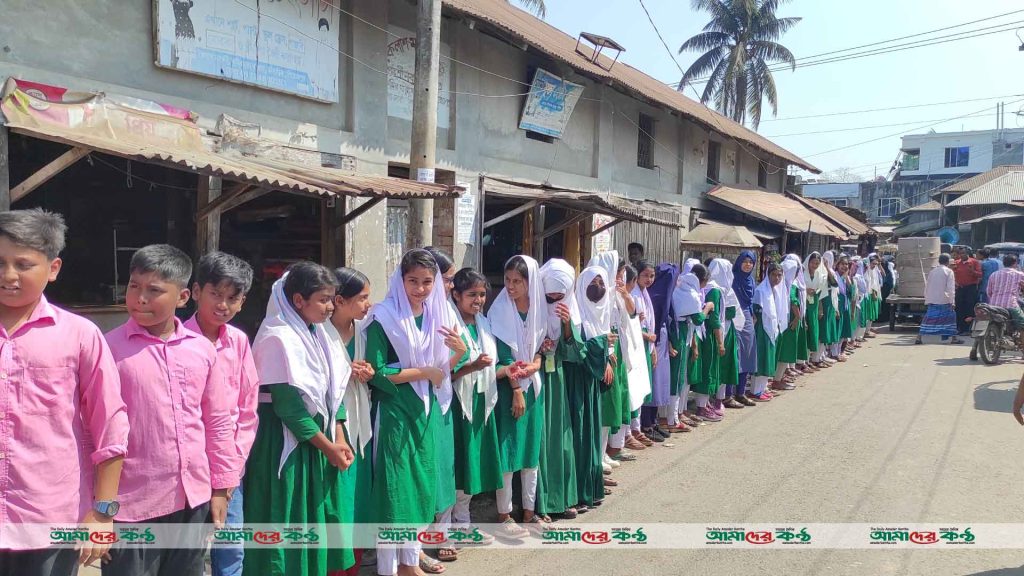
[970,302,1023,364]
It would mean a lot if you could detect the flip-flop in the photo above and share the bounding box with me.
[420,554,446,574]
[437,547,459,562]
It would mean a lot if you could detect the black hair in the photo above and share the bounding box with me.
[400,249,439,276]
[1004,254,1018,268]
[284,261,337,301]
[939,253,951,265]
[452,267,488,294]
[0,208,66,259]
[628,242,644,252]
[617,258,626,272]
[766,262,783,276]
[333,267,369,299]
[195,251,254,295]
[130,244,192,288]
[424,246,454,275]
[624,264,638,283]
[504,255,529,280]
[979,248,990,258]
[691,263,708,282]
[635,259,654,274]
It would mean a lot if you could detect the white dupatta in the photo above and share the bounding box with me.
[366,264,456,416]
[540,259,582,341]
[708,258,745,333]
[575,266,611,340]
[753,274,783,343]
[451,309,499,423]
[672,272,706,346]
[822,251,841,311]
[253,274,350,478]
[324,319,373,457]
[488,255,547,397]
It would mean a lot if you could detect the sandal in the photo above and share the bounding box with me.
[575,504,589,514]
[612,452,637,462]
[560,507,578,519]
[438,547,458,562]
[604,478,619,487]
[420,554,446,574]
[604,487,612,495]
[494,517,529,540]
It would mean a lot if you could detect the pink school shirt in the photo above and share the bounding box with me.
[184,316,260,467]
[106,317,238,522]
[0,296,129,549]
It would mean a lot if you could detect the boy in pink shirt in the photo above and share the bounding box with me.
[0,209,129,576]
[104,245,238,576]
[183,251,259,576]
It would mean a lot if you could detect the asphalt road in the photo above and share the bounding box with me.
[446,331,1024,576]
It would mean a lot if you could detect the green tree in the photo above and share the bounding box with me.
[510,0,546,18]
[678,0,799,129]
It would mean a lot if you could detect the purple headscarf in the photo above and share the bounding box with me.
[647,262,679,343]
[732,250,757,313]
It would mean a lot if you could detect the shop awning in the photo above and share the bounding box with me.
[1,78,457,203]
[680,223,763,250]
[696,215,778,239]
[961,208,1024,225]
[482,176,683,228]
[705,185,848,239]
[788,193,873,235]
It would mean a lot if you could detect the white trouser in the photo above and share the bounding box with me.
[753,376,769,395]
[855,326,866,340]
[433,505,453,536]
[610,426,627,449]
[715,385,727,400]
[774,363,790,382]
[601,427,610,452]
[695,393,710,408]
[630,416,641,432]
[496,469,538,514]
[680,381,691,412]
[830,343,842,356]
[377,543,421,575]
[452,490,473,527]
[663,396,680,425]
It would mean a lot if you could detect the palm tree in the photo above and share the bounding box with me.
[510,0,546,18]
[678,0,799,129]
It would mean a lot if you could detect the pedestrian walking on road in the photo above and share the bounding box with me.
[917,253,962,345]
[951,247,982,334]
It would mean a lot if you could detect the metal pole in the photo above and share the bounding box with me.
[408,0,442,248]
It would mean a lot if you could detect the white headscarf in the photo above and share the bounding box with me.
[672,272,706,344]
[451,305,498,424]
[630,268,656,335]
[822,250,840,310]
[366,258,456,416]
[781,255,802,319]
[803,252,826,300]
[853,258,869,304]
[707,258,745,332]
[784,254,807,317]
[324,318,373,457]
[753,271,782,343]
[488,255,547,397]
[773,268,791,331]
[575,266,612,340]
[540,258,582,340]
[253,273,349,478]
[588,251,624,329]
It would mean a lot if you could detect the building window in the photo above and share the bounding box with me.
[877,197,900,219]
[637,113,655,169]
[827,198,849,208]
[944,146,970,168]
[902,149,920,171]
[525,130,555,144]
[757,161,768,188]
[707,141,721,184]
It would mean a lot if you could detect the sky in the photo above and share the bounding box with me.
[526,0,1024,180]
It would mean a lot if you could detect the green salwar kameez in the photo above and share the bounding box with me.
[777,285,802,364]
[242,385,353,576]
[720,307,739,387]
[839,282,854,339]
[451,324,503,496]
[601,330,630,429]
[804,293,821,355]
[536,323,583,515]
[820,290,841,345]
[495,318,545,473]
[564,334,608,506]
[753,304,778,377]
[364,319,439,525]
[693,288,723,397]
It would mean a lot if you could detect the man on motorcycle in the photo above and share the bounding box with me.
[985,254,1024,349]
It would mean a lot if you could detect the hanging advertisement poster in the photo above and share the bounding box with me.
[518,68,584,138]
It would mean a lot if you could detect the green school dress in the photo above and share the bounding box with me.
[242,384,353,576]
[669,312,706,395]
[364,318,439,525]
[564,333,608,506]
[777,285,802,364]
[536,322,583,515]
[753,303,779,377]
[451,324,503,496]
[601,329,629,429]
[820,289,841,345]
[693,288,723,396]
[721,306,739,387]
[804,292,821,351]
[495,311,545,474]
[839,282,854,339]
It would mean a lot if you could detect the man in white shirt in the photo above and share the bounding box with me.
[916,254,962,344]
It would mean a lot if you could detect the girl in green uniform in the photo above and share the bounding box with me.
[803,252,827,370]
[487,255,547,531]
[248,262,354,576]
[819,251,841,364]
[751,263,785,399]
[835,256,854,362]
[853,258,870,344]
[707,259,743,410]
[565,266,613,509]
[536,259,584,518]
[692,263,724,422]
[774,256,803,391]
[669,263,714,422]
[449,268,503,542]
[363,249,462,576]
[326,267,376,576]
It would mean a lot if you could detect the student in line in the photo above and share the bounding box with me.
[0,209,128,576]
[751,263,784,401]
[731,251,759,406]
[185,252,260,576]
[803,252,827,370]
[692,263,724,422]
[246,262,354,576]
[642,262,678,440]
[105,245,238,576]
[819,251,841,364]
[774,256,803,391]
[630,260,658,446]
[834,256,854,362]
[670,263,714,419]
[708,259,742,410]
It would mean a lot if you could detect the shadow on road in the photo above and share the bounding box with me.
[973,380,1019,414]
[933,357,977,367]
[964,566,1024,576]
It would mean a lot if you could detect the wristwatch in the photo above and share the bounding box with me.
[94,500,120,519]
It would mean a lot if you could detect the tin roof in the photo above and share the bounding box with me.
[947,171,1024,207]
[938,165,1024,194]
[705,185,848,238]
[680,223,763,250]
[899,200,942,214]
[789,194,872,235]
[442,0,819,173]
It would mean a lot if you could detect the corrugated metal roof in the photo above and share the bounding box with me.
[947,171,1024,207]
[892,218,941,237]
[899,200,942,214]
[800,183,860,199]
[939,165,1024,194]
[705,185,848,238]
[680,223,763,249]
[961,208,1024,225]
[696,215,777,239]
[790,194,872,235]
[442,0,819,174]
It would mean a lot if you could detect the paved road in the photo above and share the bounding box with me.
[446,332,1024,576]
